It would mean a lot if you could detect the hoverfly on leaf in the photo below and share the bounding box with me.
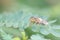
[30,16,48,25]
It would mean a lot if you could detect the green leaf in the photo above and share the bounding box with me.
[30,34,48,40]
[48,20,57,24]
[52,25,60,29]
[40,27,50,35]
[50,29,60,37]
[2,34,12,40]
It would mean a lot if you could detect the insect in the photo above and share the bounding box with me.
[30,16,48,25]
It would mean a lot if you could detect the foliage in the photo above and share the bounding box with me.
[0,11,60,40]
[0,0,60,40]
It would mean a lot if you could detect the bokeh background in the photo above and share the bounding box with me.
[0,0,60,24]
[0,0,60,40]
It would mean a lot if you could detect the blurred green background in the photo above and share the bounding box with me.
[0,0,60,25]
[0,0,60,40]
